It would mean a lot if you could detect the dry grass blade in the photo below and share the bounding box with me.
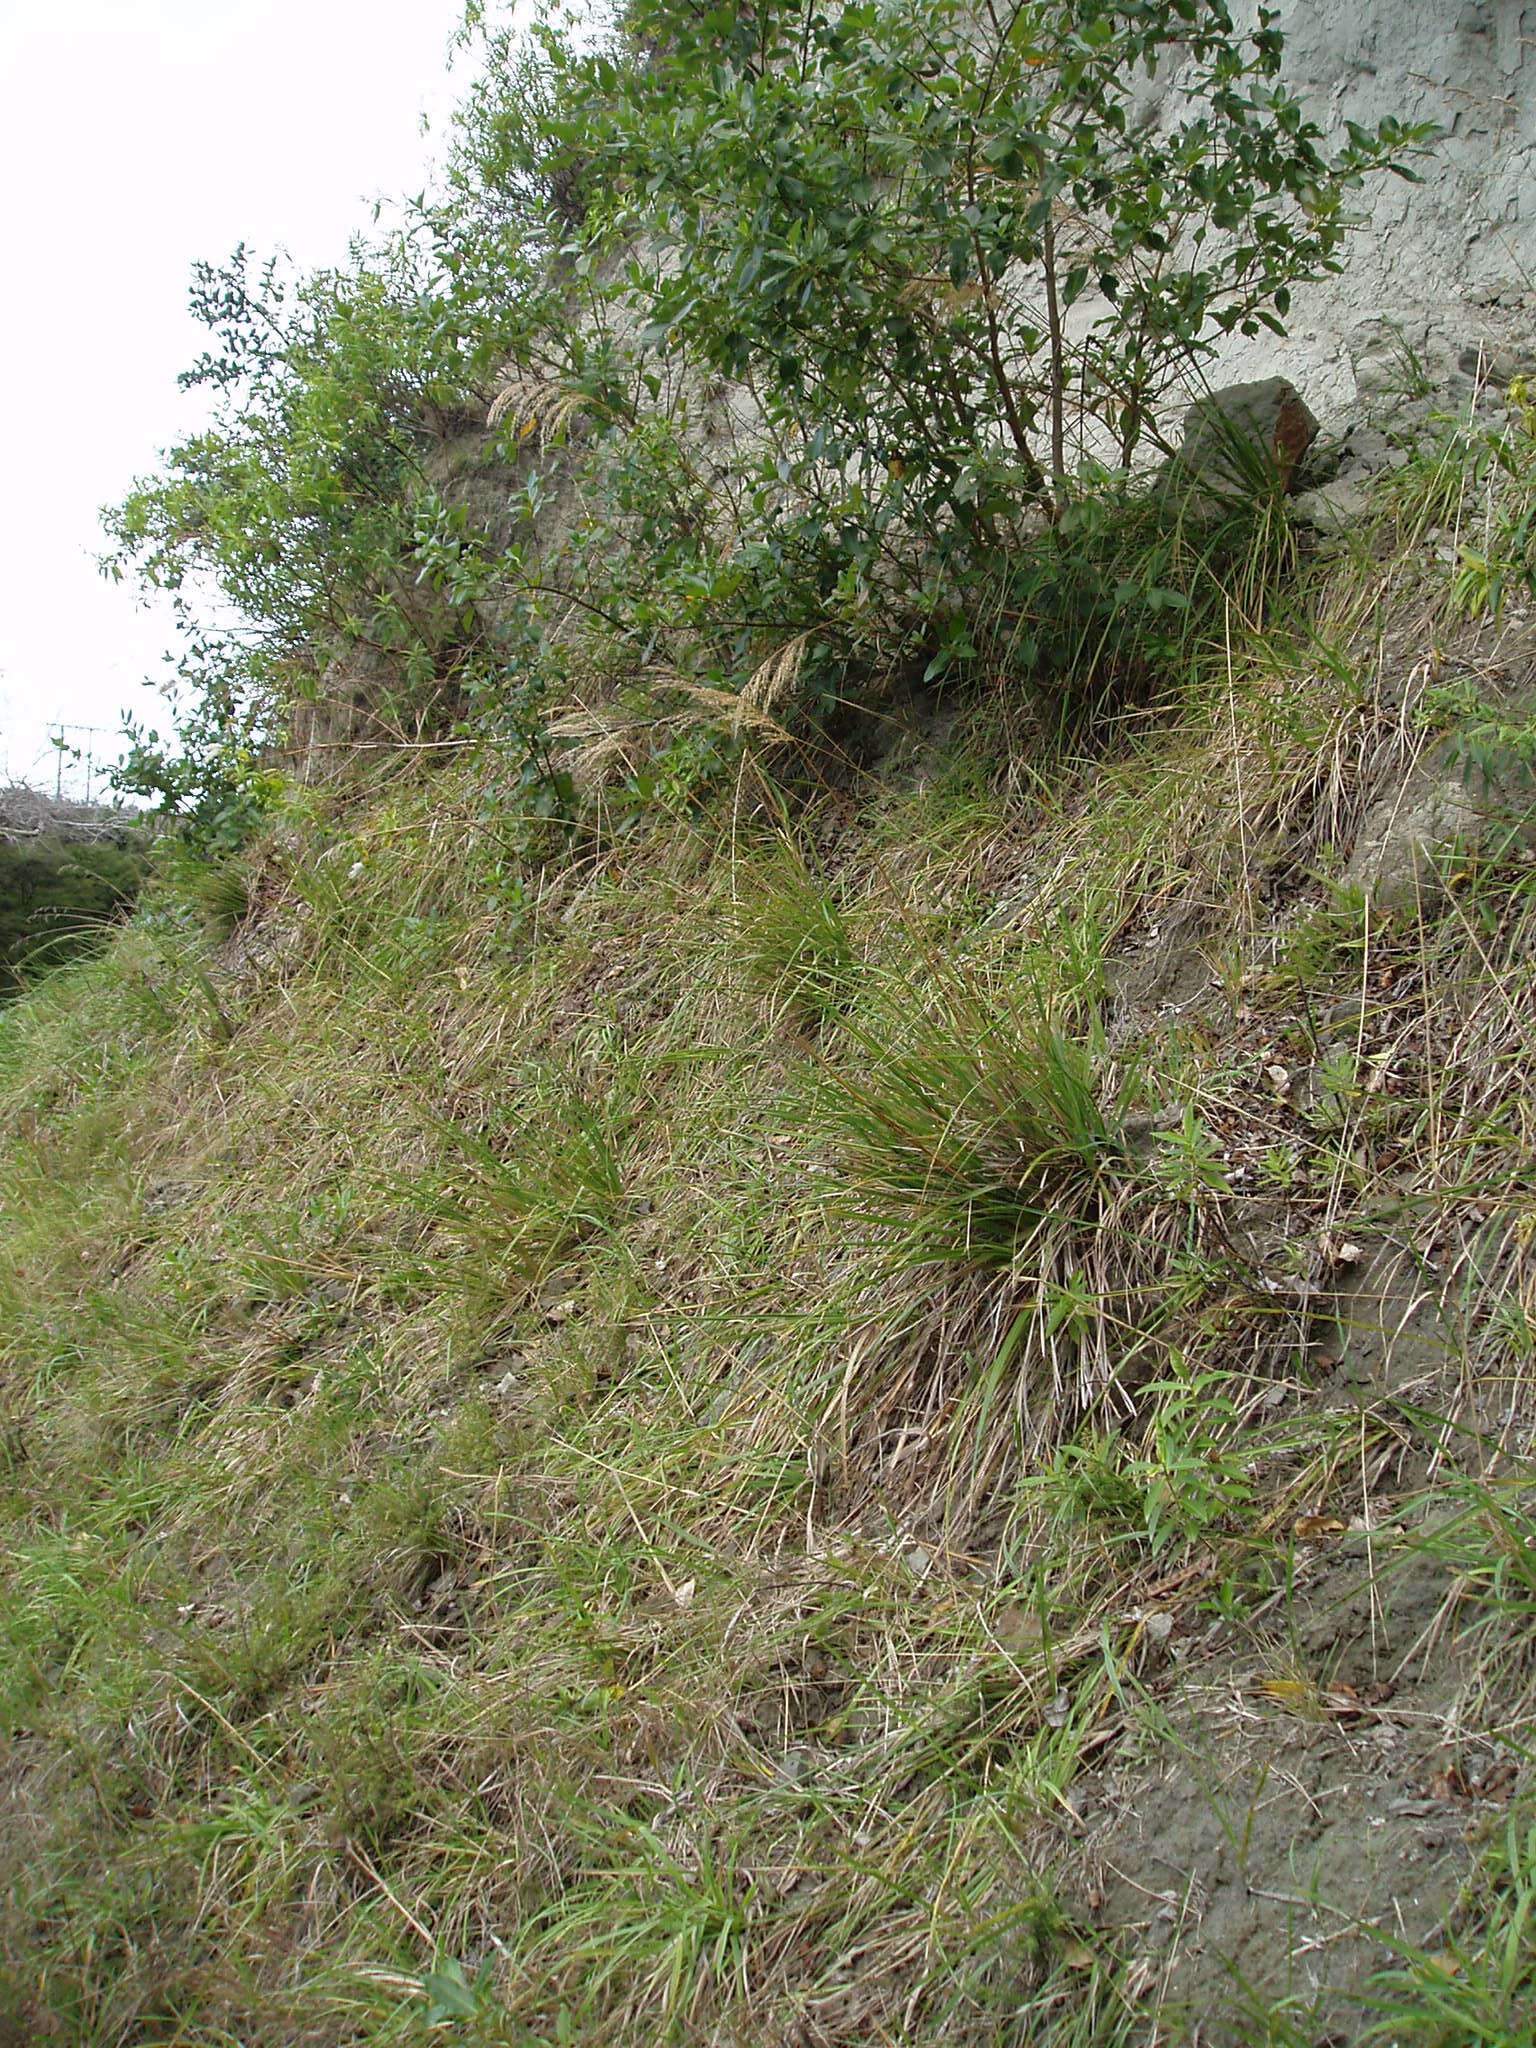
[669,679,797,745]
[740,632,812,716]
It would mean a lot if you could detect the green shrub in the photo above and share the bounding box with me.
[106,2,1430,822]
[523,0,1426,714]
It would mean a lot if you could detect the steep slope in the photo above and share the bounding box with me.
[10,4,1536,2041]
[4,469,1536,2043]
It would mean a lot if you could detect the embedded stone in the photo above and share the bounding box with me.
[1345,757,1536,917]
[1172,377,1321,497]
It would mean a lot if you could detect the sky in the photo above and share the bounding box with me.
[0,0,470,800]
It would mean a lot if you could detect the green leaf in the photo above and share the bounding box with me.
[422,1962,482,2023]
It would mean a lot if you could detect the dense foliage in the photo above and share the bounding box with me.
[104,0,1426,834]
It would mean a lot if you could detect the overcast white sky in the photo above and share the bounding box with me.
[0,0,469,798]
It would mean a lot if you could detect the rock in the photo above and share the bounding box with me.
[773,1747,815,1790]
[1457,341,1536,388]
[1292,475,1373,535]
[1171,378,1320,499]
[1336,422,1407,478]
[1347,776,1475,916]
[1345,756,1536,917]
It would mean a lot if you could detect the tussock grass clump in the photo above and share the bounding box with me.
[187,855,256,935]
[801,962,1255,1517]
[734,837,858,1036]
[427,1080,630,1296]
[827,990,1122,1272]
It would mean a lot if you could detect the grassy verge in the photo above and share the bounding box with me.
[4,476,1536,2043]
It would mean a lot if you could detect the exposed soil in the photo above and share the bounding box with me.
[1073,1523,1519,2039]
[1052,607,1536,2039]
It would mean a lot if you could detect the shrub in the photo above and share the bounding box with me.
[522,0,1427,706]
[104,2,1431,834]
[103,237,574,844]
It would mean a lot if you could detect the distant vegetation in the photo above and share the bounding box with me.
[0,833,147,995]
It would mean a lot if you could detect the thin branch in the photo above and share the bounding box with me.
[1042,212,1067,492]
